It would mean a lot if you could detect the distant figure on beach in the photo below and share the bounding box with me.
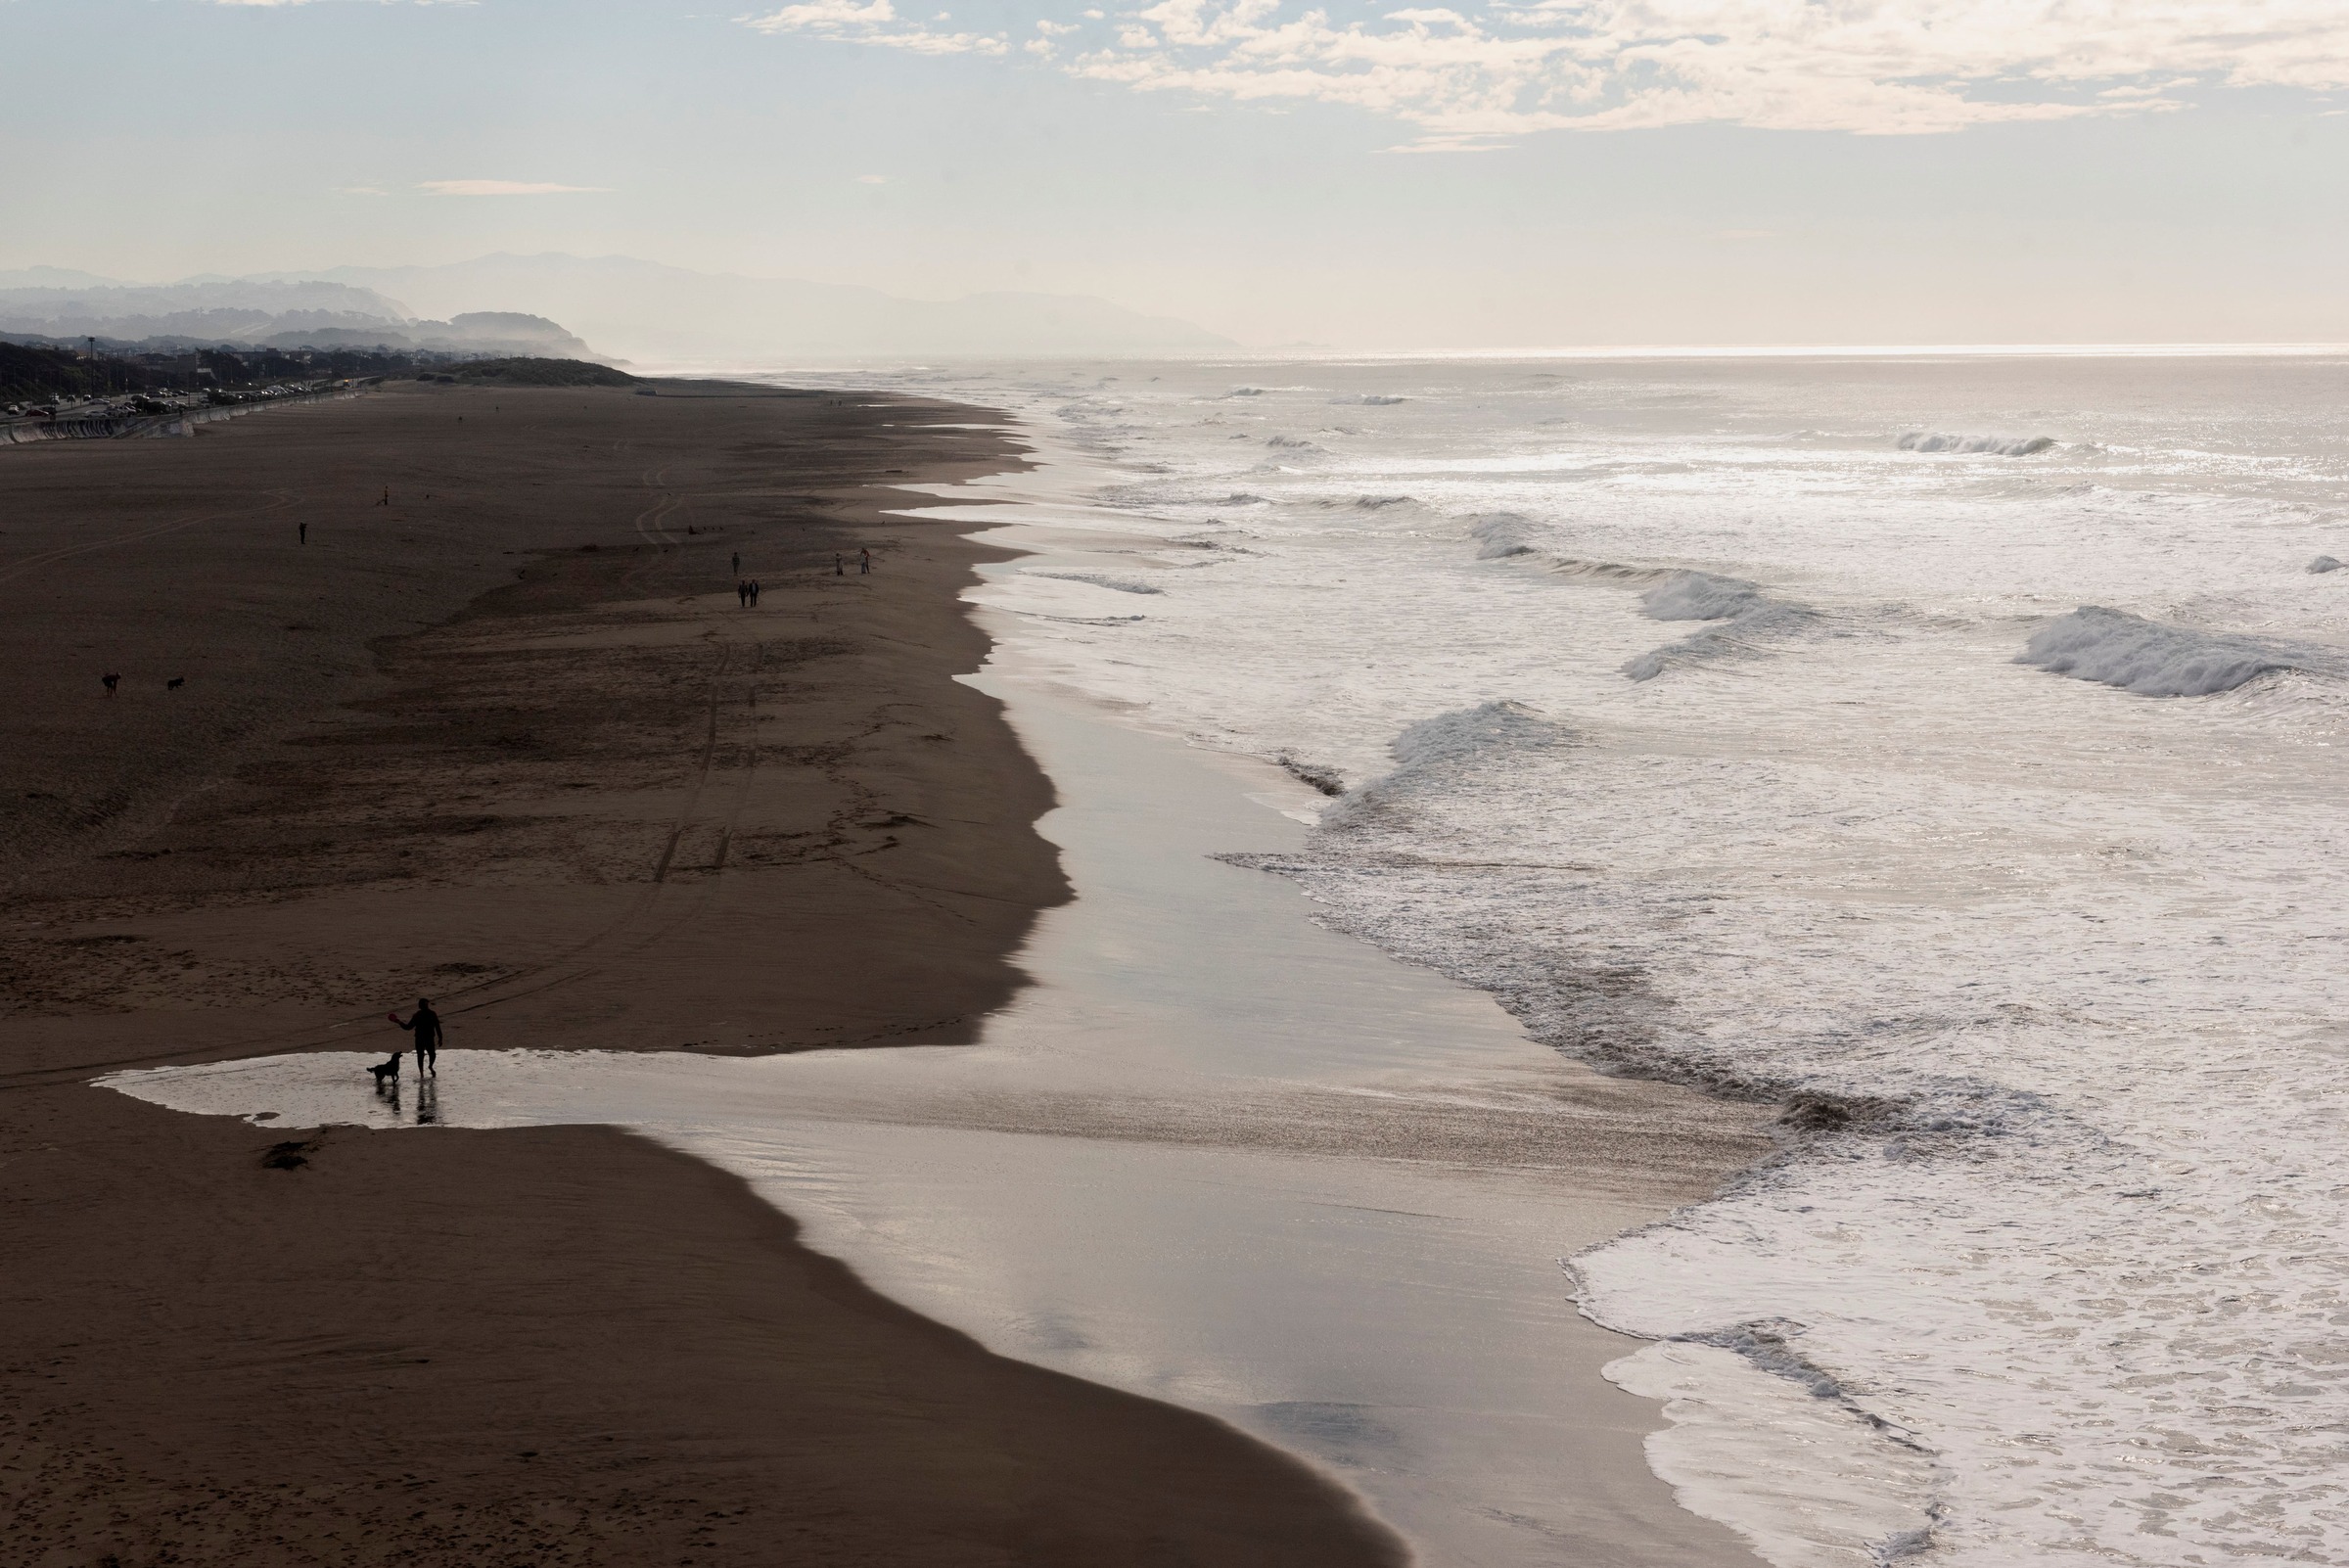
[389,997,442,1076]
[859,547,871,575]
[731,551,741,575]
[102,671,118,697]
[378,487,391,507]
[749,578,761,606]
[299,522,307,545]
[835,554,845,576]
[737,579,749,607]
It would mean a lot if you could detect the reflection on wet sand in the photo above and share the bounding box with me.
[108,676,1771,1568]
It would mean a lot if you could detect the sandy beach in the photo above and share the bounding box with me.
[0,383,1406,1566]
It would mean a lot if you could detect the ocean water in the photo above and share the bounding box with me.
[813,354,2349,1566]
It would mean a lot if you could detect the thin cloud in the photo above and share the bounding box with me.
[417,179,612,196]
[745,0,1009,55]
[750,0,2349,147]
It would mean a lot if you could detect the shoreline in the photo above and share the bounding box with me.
[0,381,1405,1566]
[92,394,1783,1565]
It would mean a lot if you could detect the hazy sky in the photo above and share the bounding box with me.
[5,0,2348,347]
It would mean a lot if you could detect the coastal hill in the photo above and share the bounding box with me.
[259,254,1236,365]
[0,276,595,359]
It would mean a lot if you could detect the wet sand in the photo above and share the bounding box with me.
[0,384,1405,1566]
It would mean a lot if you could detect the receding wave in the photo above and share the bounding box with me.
[1329,393,1408,406]
[2017,607,2295,697]
[1898,433,2055,456]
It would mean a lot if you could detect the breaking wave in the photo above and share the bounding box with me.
[2016,607,2295,697]
[1639,572,1771,623]
[1468,515,1671,581]
[1030,572,1165,596]
[1623,572,1815,682]
[1466,517,1814,681]
[1898,433,2056,456]
[2310,555,2343,575]
[1387,699,1575,773]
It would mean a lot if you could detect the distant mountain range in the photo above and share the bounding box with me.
[0,276,593,358]
[0,256,1235,365]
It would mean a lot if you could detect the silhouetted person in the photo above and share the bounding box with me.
[101,672,118,697]
[390,997,442,1076]
[749,578,760,606]
[835,554,845,576]
[378,486,391,506]
[299,521,307,544]
[731,551,741,575]
[737,579,749,607]
[859,547,871,575]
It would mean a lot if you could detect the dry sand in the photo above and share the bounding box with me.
[0,383,1405,1566]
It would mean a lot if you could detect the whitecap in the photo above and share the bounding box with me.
[2016,606,2294,697]
[1898,433,2056,456]
[1030,572,1165,596]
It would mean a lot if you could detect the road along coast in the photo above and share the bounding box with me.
[0,381,1405,1567]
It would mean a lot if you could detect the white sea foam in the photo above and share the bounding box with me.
[1897,432,2055,455]
[786,354,2349,1568]
[2017,605,2293,696]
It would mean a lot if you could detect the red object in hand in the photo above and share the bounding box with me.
[387,1011,400,1023]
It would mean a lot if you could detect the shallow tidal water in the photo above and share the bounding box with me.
[110,672,1775,1568]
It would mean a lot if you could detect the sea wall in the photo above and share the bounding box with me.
[0,386,366,447]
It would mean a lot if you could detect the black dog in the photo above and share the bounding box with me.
[368,1052,401,1088]
[165,676,185,691]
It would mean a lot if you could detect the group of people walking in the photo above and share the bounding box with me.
[736,578,762,607]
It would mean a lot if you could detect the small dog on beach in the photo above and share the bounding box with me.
[368,1053,401,1088]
